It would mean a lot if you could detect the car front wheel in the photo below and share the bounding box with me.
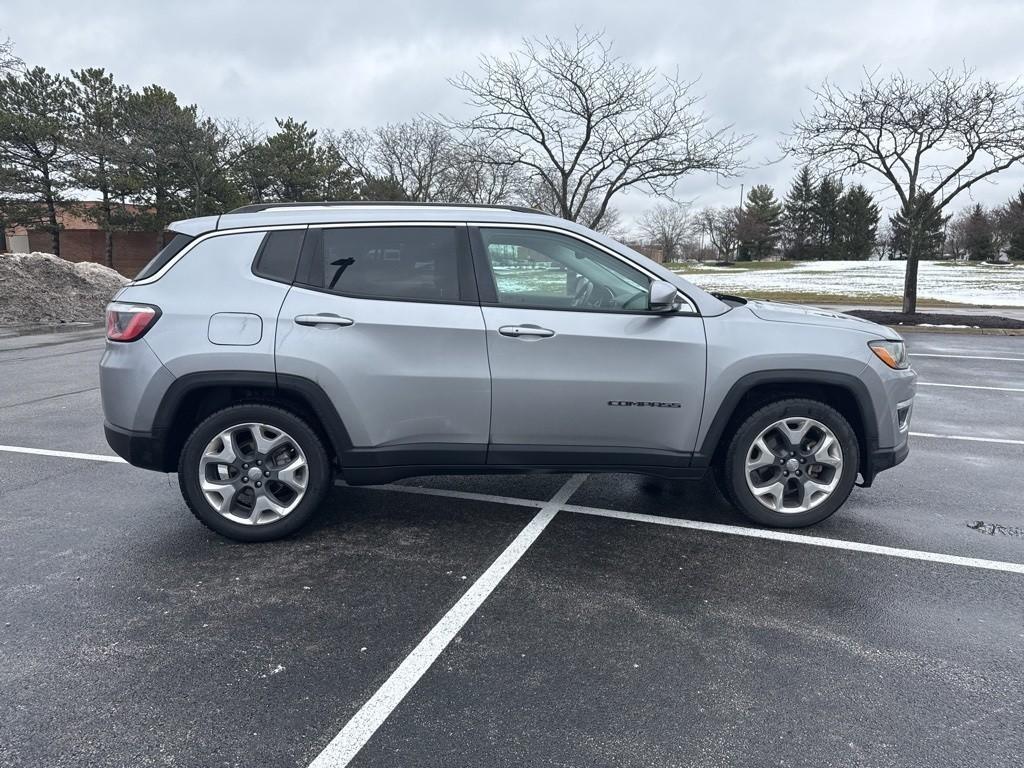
[719,398,860,527]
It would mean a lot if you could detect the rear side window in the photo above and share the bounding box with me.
[252,229,305,283]
[305,226,472,302]
[134,233,194,281]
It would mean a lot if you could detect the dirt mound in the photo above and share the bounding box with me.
[0,252,128,325]
[848,309,1024,330]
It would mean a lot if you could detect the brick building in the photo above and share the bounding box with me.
[624,241,665,263]
[3,203,164,277]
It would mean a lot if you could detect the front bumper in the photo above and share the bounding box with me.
[861,437,910,487]
[104,422,169,472]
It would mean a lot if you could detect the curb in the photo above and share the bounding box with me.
[894,326,1024,336]
[0,321,105,339]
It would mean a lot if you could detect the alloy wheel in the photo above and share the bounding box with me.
[198,423,309,525]
[743,416,843,514]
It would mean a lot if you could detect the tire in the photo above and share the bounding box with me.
[178,404,331,542]
[718,398,859,528]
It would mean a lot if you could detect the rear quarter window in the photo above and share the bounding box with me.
[252,230,306,284]
[134,233,194,281]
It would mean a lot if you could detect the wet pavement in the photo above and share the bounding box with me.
[1,328,1022,767]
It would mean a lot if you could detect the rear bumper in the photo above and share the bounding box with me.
[104,422,168,472]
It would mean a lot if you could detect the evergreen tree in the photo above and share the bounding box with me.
[837,184,880,259]
[890,195,947,260]
[314,139,359,201]
[264,118,324,202]
[782,165,816,259]
[69,68,131,267]
[360,175,409,201]
[231,138,274,204]
[1001,190,1024,261]
[0,66,75,256]
[122,85,195,233]
[964,204,996,262]
[737,184,782,261]
[812,176,844,259]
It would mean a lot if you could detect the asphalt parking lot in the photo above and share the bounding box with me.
[1,326,1022,768]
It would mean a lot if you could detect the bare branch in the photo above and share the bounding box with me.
[449,30,750,228]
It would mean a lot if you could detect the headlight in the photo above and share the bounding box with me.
[868,339,909,370]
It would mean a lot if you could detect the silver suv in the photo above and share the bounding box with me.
[100,202,916,542]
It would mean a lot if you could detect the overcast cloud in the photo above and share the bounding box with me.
[3,0,1024,224]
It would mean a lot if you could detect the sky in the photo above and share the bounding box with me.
[3,0,1024,227]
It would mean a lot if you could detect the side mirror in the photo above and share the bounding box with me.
[648,280,681,313]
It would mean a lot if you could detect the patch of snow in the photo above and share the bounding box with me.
[0,252,127,324]
[674,260,1024,307]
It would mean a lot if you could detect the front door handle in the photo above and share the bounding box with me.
[294,313,354,328]
[498,324,555,339]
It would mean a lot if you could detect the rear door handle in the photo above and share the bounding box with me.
[294,314,354,328]
[498,325,555,339]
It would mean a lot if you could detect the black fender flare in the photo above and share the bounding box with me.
[152,371,353,469]
[692,369,879,468]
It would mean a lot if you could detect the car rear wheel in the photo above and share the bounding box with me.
[178,404,330,542]
[719,398,859,527]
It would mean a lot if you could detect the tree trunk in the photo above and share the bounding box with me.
[46,199,60,258]
[102,189,114,268]
[901,239,918,314]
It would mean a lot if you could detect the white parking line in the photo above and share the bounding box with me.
[0,444,126,463]
[918,382,1024,393]
[912,353,1024,362]
[337,481,547,509]
[910,431,1024,446]
[307,474,588,768]
[562,504,1024,575]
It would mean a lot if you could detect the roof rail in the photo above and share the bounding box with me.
[226,201,547,216]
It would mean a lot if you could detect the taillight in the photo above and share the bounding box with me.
[105,302,160,341]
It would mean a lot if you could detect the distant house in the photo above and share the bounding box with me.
[3,202,165,277]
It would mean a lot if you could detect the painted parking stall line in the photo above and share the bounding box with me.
[307,474,588,768]
[910,431,1024,446]
[917,382,1024,393]
[563,504,1024,575]
[912,353,1024,362]
[0,444,126,463]
[337,480,548,510]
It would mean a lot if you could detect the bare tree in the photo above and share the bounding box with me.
[696,206,740,261]
[637,202,692,263]
[787,67,1024,312]
[445,137,529,205]
[335,118,456,202]
[944,208,970,261]
[451,30,748,230]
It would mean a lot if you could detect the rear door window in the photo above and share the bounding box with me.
[305,226,474,303]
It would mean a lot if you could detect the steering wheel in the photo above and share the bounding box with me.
[571,278,594,308]
[592,285,616,309]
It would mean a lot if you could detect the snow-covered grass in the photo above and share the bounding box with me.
[673,260,1024,307]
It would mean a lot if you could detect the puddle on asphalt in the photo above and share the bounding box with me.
[967,520,1024,538]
